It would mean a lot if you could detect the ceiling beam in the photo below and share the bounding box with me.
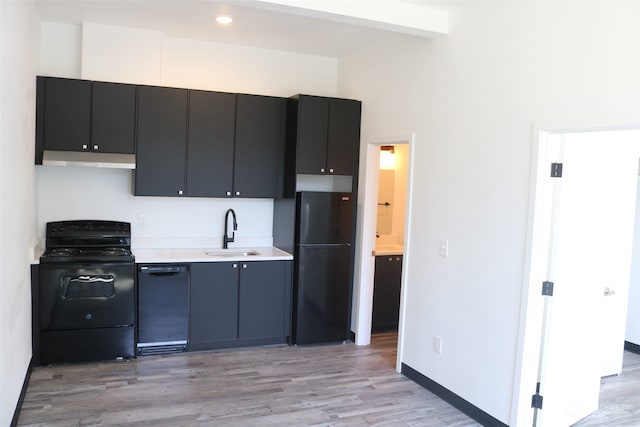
[249,0,449,38]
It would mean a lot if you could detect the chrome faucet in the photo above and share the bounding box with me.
[223,209,237,249]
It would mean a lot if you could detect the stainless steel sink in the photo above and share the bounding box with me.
[204,250,260,257]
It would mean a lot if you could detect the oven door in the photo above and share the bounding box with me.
[39,262,135,330]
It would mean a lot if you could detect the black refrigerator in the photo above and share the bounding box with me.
[292,191,354,345]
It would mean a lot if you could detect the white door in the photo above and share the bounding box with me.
[537,136,639,426]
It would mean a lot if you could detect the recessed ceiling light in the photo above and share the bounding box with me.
[216,15,233,25]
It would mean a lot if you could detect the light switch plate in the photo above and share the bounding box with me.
[439,239,449,257]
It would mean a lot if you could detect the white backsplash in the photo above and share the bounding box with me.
[36,166,276,249]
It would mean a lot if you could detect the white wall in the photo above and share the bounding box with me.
[38,22,338,247]
[627,176,640,345]
[339,1,640,423]
[0,0,39,424]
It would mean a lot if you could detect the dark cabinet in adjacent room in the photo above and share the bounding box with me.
[292,94,361,176]
[134,85,188,197]
[372,255,403,332]
[188,260,292,351]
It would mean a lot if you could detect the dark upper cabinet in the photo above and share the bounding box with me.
[40,77,92,153]
[135,85,188,197]
[186,92,285,199]
[91,81,136,154]
[234,94,286,198]
[292,94,361,176]
[186,90,236,197]
[295,95,329,175]
[189,262,239,345]
[372,255,403,332]
[37,77,136,157]
[327,98,361,176]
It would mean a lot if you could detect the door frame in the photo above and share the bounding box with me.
[352,133,415,370]
[511,122,640,426]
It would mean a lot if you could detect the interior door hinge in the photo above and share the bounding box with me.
[531,393,544,409]
[542,281,554,296]
[550,162,563,178]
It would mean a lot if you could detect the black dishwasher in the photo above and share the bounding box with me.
[137,264,189,355]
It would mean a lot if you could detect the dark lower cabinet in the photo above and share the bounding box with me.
[189,262,238,344]
[189,260,292,351]
[239,261,288,339]
[372,255,403,332]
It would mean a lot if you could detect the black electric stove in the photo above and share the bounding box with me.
[38,220,136,365]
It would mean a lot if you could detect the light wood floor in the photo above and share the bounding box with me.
[16,333,640,426]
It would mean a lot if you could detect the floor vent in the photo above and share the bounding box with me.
[137,343,187,356]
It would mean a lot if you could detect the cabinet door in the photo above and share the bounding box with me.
[135,86,188,196]
[234,94,286,198]
[43,77,91,152]
[295,95,329,175]
[372,255,402,331]
[91,81,136,154]
[186,90,236,197]
[238,261,286,340]
[189,262,239,344]
[372,256,394,331]
[327,98,361,176]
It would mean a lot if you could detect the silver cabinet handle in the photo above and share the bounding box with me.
[242,264,247,269]
[93,144,99,150]
[329,168,334,173]
[320,168,325,173]
[604,287,616,297]
[226,191,232,196]
[82,144,88,150]
[235,191,240,196]
[178,190,183,195]
[233,263,238,269]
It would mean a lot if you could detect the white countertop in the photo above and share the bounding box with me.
[134,246,293,264]
[373,243,404,256]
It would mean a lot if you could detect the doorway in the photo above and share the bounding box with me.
[353,134,414,371]
[513,127,640,426]
[371,144,409,333]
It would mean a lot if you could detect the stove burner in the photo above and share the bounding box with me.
[48,248,76,257]
[45,247,133,258]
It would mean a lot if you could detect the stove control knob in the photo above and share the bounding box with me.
[86,313,93,320]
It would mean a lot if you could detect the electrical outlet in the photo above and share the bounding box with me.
[439,239,449,257]
[433,336,443,354]
[138,214,147,228]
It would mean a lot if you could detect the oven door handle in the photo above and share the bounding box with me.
[70,276,115,284]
